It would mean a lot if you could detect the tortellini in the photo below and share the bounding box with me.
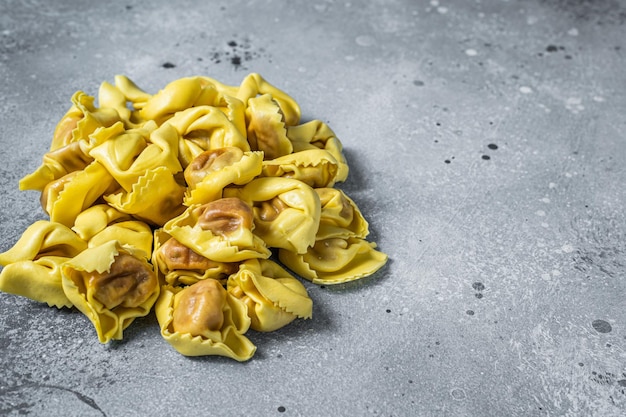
[40,160,116,227]
[183,147,263,205]
[166,106,250,168]
[287,120,349,183]
[224,177,321,254]
[315,187,370,240]
[155,279,256,361]
[279,237,388,285]
[163,197,272,262]
[0,221,87,308]
[245,94,293,160]
[61,241,159,343]
[0,72,387,361]
[153,229,239,287]
[49,90,121,151]
[261,149,340,188]
[227,259,312,332]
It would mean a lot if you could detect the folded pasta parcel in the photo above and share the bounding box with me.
[164,197,271,262]
[183,147,263,206]
[166,105,250,169]
[0,220,87,308]
[227,259,312,332]
[278,188,386,285]
[261,148,340,188]
[224,177,321,254]
[152,229,238,287]
[72,204,153,257]
[61,240,159,343]
[49,90,121,152]
[155,279,256,361]
[91,122,186,226]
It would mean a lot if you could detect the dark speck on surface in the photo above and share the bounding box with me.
[473,282,485,299]
[162,62,176,68]
[546,45,559,52]
[466,310,475,316]
[413,80,425,86]
[487,143,498,150]
[481,155,491,160]
[592,319,612,333]
[206,37,266,69]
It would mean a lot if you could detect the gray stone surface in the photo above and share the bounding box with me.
[1,0,626,416]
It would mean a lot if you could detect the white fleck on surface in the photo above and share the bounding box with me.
[565,97,584,113]
[519,86,533,94]
[540,197,551,203]
[355,35,375,47]
[567,27,579,36]
[465,48,477,56]
[561,244,575,253]
[437,7,449,14]
[527,16,538,25]
[535,210,546,217]
[450,388,466,400]
[538,103,552,113]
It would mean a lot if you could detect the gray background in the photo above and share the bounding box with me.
[1,0,625,416]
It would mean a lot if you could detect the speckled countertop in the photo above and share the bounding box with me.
[1,1,625,416]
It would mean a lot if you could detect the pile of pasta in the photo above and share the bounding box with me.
[0,73,387,361]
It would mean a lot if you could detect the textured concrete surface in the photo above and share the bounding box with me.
[1,0,626,416]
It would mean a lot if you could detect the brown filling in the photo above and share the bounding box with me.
[172,279,227,335]
[159,238,236,274]
[196,197,253,235]
[85,253,157,310]
[184,147,244,188]
[256,197,288,222]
